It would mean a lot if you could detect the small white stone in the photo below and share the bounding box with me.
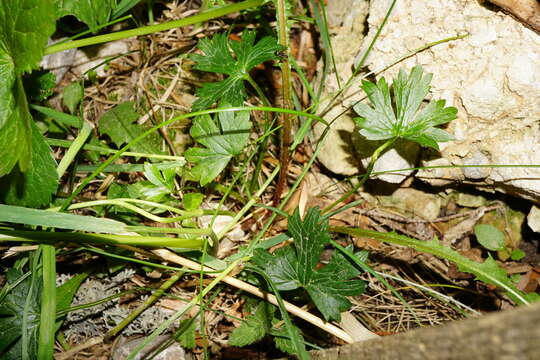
[527,206,540,233]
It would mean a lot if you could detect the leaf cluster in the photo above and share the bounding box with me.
[354,65,457,150]
[190,31,282,110]
[252,207,365,322]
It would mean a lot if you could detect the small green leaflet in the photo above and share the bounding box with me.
[1,121,58,207]
[98,101,164,155]
[354,65,457,150]
[184,110,251,186]
[228,301,274,346]
[177,318,196,349]
[190,31,282,110]
[62,81,84,114]
[252,208,365,322]
[0,0,56,176]
[474,224,505,251]
[55,0,116,32]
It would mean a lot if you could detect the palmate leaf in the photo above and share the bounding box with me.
[353,65,457,150]
[252,208,365,322]
[184,109,251,186]
[190,31,282,110]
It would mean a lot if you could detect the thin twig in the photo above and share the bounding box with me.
[151,248,368,343]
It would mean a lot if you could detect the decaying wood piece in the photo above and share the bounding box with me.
[309,302,540,359]
[487,0,540,34]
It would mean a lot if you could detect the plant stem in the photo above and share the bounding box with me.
[0,230,206,249]
[60,106,327,211]
[56,122,92,178]
[323,138,395,213]
[44,0,264,55]
[126,258,244,360]
[37,244,56,360]
[273,0,294,206]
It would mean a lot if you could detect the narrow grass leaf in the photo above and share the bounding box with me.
[0,204,127,233]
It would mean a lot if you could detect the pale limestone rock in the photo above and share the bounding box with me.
[378,188,442,221]
[527,205,540,233]
[359,0,540,201]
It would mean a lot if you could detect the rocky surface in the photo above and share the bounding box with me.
[317,0,540,201]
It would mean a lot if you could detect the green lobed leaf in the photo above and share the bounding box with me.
[55,0,116,32]
[184,110,251,186]
[287,207,331,285]
[474,224,505,251]
[228,301,274,346]
[306,246,365,322]
[1,121,58,207]
[98,101,164,155]
[252,208,365,322]
[353,65,457,150]
[190,31,282,110]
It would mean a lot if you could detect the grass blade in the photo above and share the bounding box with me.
[0,204,127,233]
[37,244,56,359]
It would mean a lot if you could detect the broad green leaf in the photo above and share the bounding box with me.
[55,0,116,32]
[190,31,282,110]
[98,101,164,155]
[0,74,32,175]
[0,268,41,359]
[252,208,365,322]
[0,204,127,233]
[228,302,274,346]
[474,224,505,251]
[353,65,457,150]
[0,0,56,175]
[62,81,83,114]
[1,121,58,207]
[184,110,251,186]
[0,0,56,75]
